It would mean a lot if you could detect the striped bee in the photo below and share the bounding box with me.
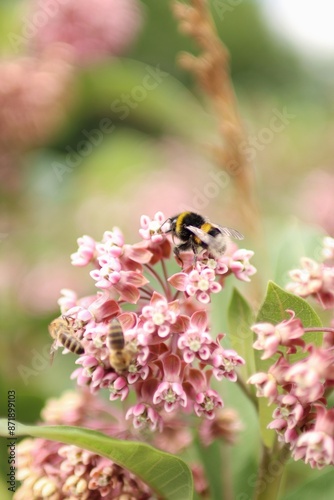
[161,211,244,263]
[107,318,134,373]
[48,316,84,364]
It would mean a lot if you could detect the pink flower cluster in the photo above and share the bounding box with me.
[15,391,242,499]
[286,237,334,309]
[0,0,143,161]
[0,48,73,151]
[248,310,334,469]
[28,0,143,65]
[53,212,255,432]
[15,391,153,499]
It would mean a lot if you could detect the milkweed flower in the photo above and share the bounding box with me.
[323,237,334,261]
[199,408,243,446]
[293,406,334,468]
[252,310,305,360]
[15,391,154,499]
[48,211,250,438]
[248,307,334,469]
[28,0,143,65]
[139,212,166,243]
[169,265,222,304]
[212,344,245,382]
[218,248,257,282]
[0,50,73,151]
[286,256,334,309]
[177,311,213,363]
[140,292,181,339]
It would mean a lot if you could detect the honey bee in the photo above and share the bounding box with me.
[107,318,134,373]
[48,316,84,364]
[161,211,244,263]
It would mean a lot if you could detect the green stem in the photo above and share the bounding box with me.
[253,442,290,500]
[236,375,258,411]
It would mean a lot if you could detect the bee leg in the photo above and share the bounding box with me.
[62,315,72,327]
[173,246,184,267]
[49,341,57,365]
[174,243,192,268]
[191,242,199,267]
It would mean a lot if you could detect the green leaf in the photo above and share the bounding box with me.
[282,468,334,500]
[255,281,323,448]
[0,420,193,500]
[228,288,256,384]
[257,280,322,327]
[0,476,11,500]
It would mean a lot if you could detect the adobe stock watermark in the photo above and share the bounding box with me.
[8,0,71,53]
[52,64,169,183]
[17,344,52,386]
[213,0,243,21]
[236,446,290,500]
[239,107,296,162]
[180,169,231,213]
[180,106,295,213]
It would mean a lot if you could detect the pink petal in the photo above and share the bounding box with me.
[163,354,181,379]
[125,271,149,287]
[126,244,153,264]
[191,310,208,332]
[115,283,140,304]
[168,273,188,291]
[197,291,210,304]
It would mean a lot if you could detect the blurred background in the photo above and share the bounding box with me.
[1,0,334,498]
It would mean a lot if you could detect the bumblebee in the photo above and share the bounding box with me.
[107,318,135,374]
[49,316,84,364]
[161,212,243,262]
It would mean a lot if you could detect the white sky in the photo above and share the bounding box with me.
[260,0,334,58]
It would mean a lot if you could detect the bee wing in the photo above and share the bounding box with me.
[211,224,244,240]
[186,224,243,242]
[185,225,217,246]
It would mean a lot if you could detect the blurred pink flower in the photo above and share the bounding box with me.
[199,408,243,446]
[15,391,155,499]
[285,347,334,402]
[18,258,85,314]
[287,257,334,309]
[298,170,334,237]
[71,235,97,266]
[153,414,192,454]
[293,406,334,468]
[191,463,210,498]
[323,237,334,261]
[29,0,143,65]
[0,47,73,151]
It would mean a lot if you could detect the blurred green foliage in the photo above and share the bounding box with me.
[1,0,334,498]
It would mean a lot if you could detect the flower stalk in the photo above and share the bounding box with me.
[171,0,260,234]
